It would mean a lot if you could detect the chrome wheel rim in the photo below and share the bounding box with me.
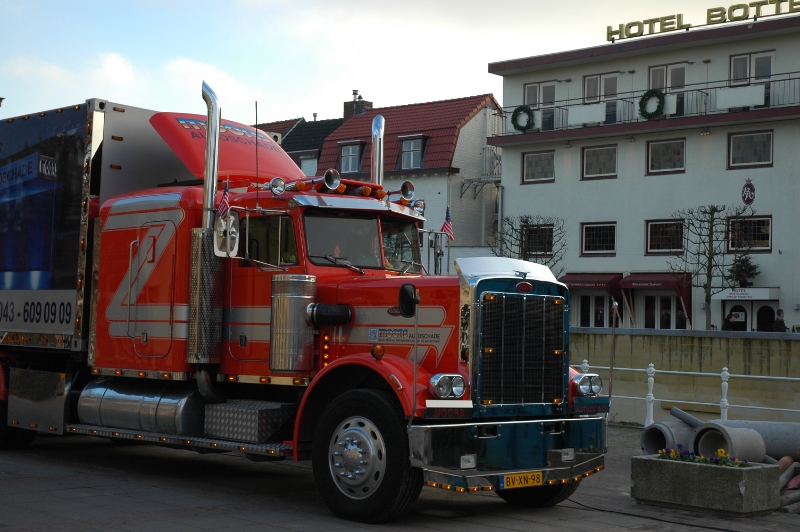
[328,416,387,499]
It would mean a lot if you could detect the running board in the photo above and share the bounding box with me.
[67,424,294,459]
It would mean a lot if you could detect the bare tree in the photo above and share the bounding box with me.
[491,215,567,277]
[667,204,754,330]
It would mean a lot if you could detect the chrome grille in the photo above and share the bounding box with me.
[480,294,564,404]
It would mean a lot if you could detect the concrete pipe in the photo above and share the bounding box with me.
[640,421,694,455]
[710,420,800,461]
[669,407,703,428]
[690,423,766,464]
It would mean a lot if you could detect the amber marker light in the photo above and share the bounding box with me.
[547,480,558,486]
[483,347,494,354]
[554,300,564,305]
[336,184,346,193]
[159,437,167,442]
[69,427,77,432]
[553,350,564,355]
[114,370,123,376]
[138,371,146,378]
[227,375,237,382]
[91,430,97,434]
[211,443,218,448]
[91,368,100,375]
[361,186,372,196]
[561,479,570,484]
[485,294,496,301]
[375,190,387,199]
[573,476,582,483]
[293,378,303,385]
[455,486,466,493]
[113,432,119,437]
[185,440,191,445]
[439,484,452,490]
[595,466,605,472]
[426,481,438,488]
[162,373,171,379]
[554,398,563,404]
[371,344,385,360]
[259,377,270,384]
[468,487,479,493]
[295,180,307,191]
[481,486,494,491]
[481,399,493,405]
[238,446,246,451]
[136,434,143,439]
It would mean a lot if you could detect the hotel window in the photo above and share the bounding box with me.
[581,223,616,255]
[522,150,555,183]
[584,73,618,104]
[728,216,772,252]
[648,139,685,174]
[582,145,617,179]
[643,294,687,329]
[649,63,687,115]
[401,139,422,169]
[341,145,360,173]
[524,81,556,109]
[646,220,684,254]
[577,294,621,328]
[728,131,772,169]
[521,224,553,259]
[730,51,773,86]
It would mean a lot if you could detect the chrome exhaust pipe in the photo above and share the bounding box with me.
[201,81,221,230]
[371,115,384,186]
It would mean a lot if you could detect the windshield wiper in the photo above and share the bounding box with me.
[395,259,427,276]
[309,254,364,275]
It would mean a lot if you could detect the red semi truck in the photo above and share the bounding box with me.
[0,83,608,522]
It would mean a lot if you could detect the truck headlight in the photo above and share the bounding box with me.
[571,373,602,396]
[429,374,467,398]
[591,376,603,395]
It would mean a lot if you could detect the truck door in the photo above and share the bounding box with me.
[130,219,177,357]
[226,214,299,361]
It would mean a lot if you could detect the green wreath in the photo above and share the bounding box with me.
[638,89,665,120]
[511,105,535,132]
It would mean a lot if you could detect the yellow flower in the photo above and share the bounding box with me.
[717,448,726,458]
[669,450,677,459]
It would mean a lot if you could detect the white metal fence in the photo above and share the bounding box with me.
[572,360,800,426]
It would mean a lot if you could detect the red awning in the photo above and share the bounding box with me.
[619,273,692,322]
[559,273,623,302]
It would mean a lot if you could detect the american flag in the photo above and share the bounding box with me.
[218,181,230,219]
[440,206,455,242]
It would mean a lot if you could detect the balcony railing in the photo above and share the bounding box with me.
[481,146,502,178]
[493,71,800,137]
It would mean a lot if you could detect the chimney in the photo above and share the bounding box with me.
[313,112,317,121]
[343,90,374,120]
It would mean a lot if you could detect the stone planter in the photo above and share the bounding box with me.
[631,455,780,516]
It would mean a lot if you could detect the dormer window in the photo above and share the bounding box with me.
[402,139,422,169]
[341,145,360,173]
[398,134,428,170]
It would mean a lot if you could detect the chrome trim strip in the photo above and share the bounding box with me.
[288,194,424,220]
[415,454,604,478]
[411,416,604,430]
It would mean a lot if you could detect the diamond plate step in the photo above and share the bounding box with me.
[204,400,297,443]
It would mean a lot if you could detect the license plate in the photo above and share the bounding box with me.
[500,471,543,490]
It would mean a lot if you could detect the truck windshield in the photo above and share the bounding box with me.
[304,211,420,272]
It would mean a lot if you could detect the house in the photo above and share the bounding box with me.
[281,117,345,176]
[317,94,502,268]
[254,118,304,144]
[488,12,800,331]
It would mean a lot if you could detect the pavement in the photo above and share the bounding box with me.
[1,425,800,532]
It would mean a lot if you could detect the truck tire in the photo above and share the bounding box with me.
[312,389,422,523]
[0,401,37,449]
[496,480,580,507]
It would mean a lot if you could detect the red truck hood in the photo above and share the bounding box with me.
[149,112,305,182]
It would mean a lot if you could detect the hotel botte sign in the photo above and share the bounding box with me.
[607,1,800,41]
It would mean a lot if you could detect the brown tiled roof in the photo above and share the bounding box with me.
[254,118,304,138]
[317,94,498,175]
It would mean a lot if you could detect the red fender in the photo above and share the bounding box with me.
[292,354,432,461]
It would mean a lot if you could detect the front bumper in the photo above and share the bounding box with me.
[408,416,605,491]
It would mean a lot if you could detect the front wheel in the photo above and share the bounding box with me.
[312,389,422,523]
[496,480,580,507]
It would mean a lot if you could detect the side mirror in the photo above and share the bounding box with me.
[398,283,420,318]
[213,213,240,257]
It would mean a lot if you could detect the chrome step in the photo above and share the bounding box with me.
[67,423,293,458]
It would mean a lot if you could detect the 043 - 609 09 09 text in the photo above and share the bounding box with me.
[0,300,72,324]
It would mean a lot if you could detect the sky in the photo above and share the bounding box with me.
[0,0,752,125]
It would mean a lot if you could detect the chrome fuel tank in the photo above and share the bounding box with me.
[77,377,205,436]
[270,274,316,372]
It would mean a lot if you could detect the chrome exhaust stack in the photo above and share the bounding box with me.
[188,81,224,367]
[201,81,221,230]
[371,115,384,186]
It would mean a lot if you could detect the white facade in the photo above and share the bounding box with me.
[490,16,800,331]
[383,106,499,273]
